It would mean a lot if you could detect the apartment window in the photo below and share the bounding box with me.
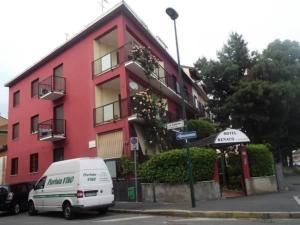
[31,79,39,97]
[171,75,177,91]
[12,123,19,140]
[13,90,20,107]
[11,158,18,175]
[31,115,39,134]
[30,153,38,173]
[54,64,63,76]
[53,148,64,162]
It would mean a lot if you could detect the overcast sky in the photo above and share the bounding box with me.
[1,0,300,118]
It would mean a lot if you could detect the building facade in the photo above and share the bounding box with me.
[0,116,8,184]
[5,2,207,184]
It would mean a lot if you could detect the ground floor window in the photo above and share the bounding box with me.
[30,153,38,173]
[53,148,64,162]
[11,157,18,175]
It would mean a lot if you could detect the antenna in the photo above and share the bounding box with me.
[98,0,108,13]
[65,33,70,41]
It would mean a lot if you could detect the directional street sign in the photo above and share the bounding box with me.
[176,131,197,140]
[166,120,184,130]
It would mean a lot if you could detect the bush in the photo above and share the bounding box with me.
[247,144,275,177]
[187,119,216,140]
[139,147,216,184]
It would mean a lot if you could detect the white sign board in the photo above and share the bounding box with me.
[88,140,96,149]
[215,129,250,144]
[130,137,139,151]
[167,120,184,130]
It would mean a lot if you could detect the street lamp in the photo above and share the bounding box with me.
[166,7,196,208]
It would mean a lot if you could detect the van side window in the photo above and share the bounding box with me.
[35,177,47,190]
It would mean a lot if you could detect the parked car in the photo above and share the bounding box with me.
[0,182,34,214]
[28,157,114,219]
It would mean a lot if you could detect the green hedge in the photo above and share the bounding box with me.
[247,144,275,177]
[139,147,216,184]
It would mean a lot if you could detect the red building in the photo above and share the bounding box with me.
[5,2,207,184]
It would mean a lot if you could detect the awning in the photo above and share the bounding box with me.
[190,129,250,148]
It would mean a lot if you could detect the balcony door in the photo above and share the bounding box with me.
[53,64,63,92]
[54,105,64,134]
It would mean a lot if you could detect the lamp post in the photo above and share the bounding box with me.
[166,7,196,208]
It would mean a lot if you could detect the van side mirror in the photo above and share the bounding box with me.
[33,184,37,190]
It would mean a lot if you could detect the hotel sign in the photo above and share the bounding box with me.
[215,129,250,144]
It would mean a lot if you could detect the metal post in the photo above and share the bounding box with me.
[173,19,187,122]
[134,149,138,202]
[166,7,195,208]
[186,140,196,207]
[172,15,195,208]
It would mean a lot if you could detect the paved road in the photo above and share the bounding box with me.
[0,212,300,225]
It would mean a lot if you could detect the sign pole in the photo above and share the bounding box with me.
[186,140,195,207]
[130,137,139,202]
[134,145,138,202]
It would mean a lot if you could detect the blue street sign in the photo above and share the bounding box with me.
[176,131,197,140]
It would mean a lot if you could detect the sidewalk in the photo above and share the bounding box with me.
[110,175,300,219]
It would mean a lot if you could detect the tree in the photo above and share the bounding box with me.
[195,32,251,127]
[228,40,300,163]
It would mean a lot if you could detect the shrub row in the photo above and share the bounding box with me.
[139,147,216,184]
[247,144,275,177]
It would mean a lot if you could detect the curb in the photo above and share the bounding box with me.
[110,209,300,219]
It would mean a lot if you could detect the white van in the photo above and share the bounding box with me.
[28,157,114,219]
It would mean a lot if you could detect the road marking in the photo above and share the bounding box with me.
[173,218,238,222]
[293,196,300,206]
[93,215,153,222]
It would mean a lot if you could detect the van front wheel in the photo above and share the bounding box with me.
[28,201,37,216]
[63,202,74,220]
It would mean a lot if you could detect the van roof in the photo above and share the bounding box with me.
[44,157,107,176]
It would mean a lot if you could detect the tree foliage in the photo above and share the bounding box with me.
[253,40,300,81]
[187,119,216,140]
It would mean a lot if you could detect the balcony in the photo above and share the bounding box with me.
[39,75,65,100]
[92,49,119,77]
[38,119,66,141]
[92,42,200,112]
[94,100,121,125]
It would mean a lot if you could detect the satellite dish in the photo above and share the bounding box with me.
[129,81,138,90]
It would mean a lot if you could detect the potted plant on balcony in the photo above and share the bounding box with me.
[130,45,159,76]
